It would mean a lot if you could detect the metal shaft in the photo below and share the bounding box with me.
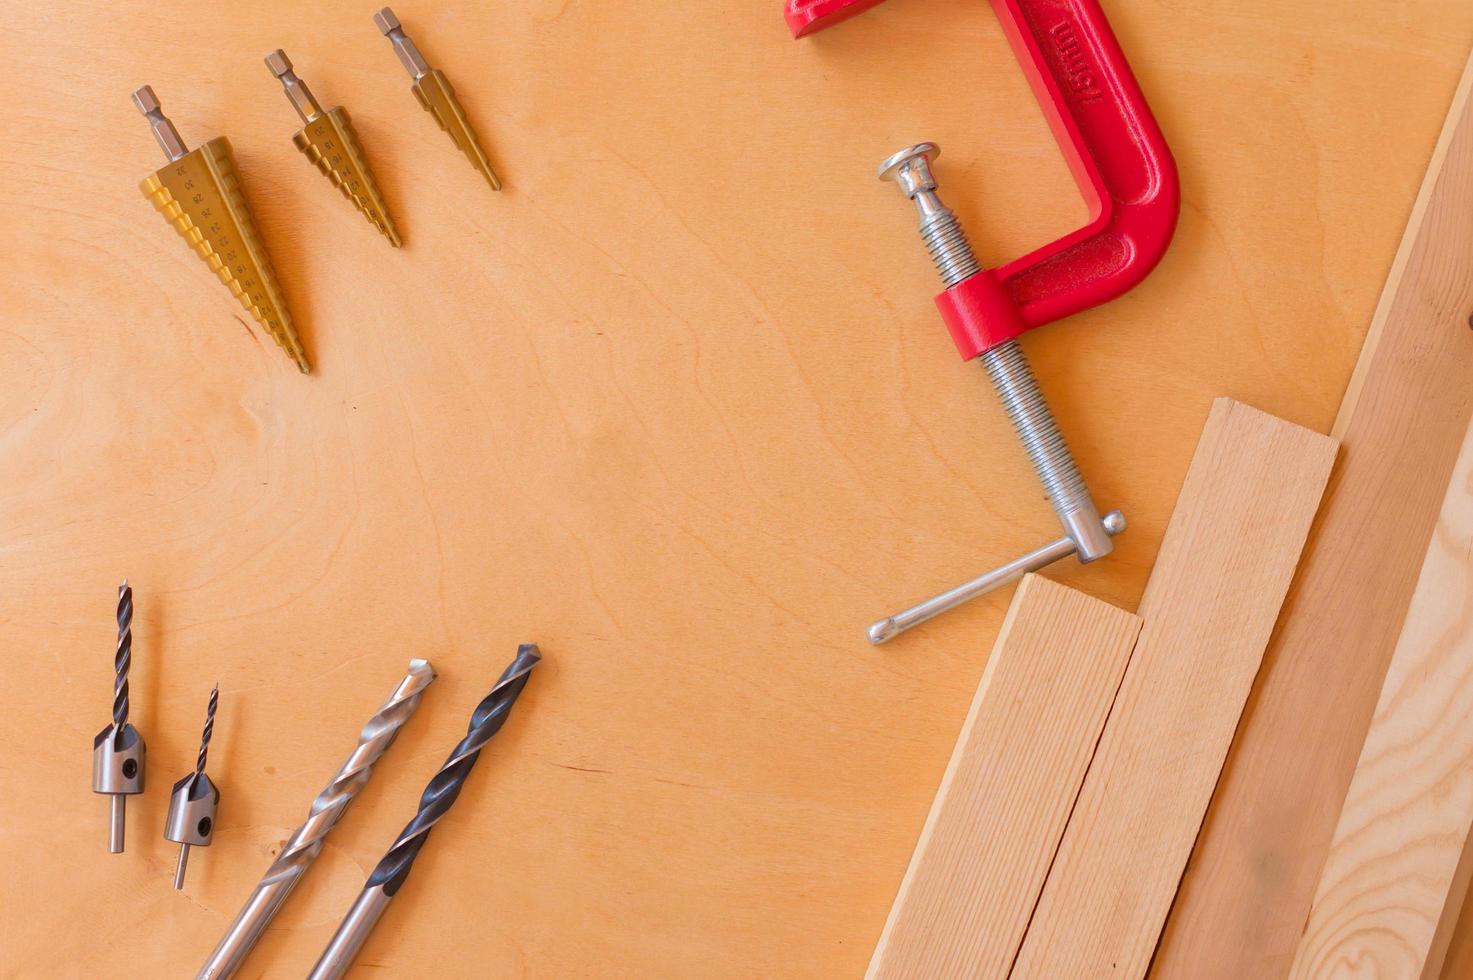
[867,143,1119,642]
[132,86,189,162]
[175,844,192,890]
[110,796,126,854]
[197,660,436,980]
[308,645,541,980]
[868,510,1126,643]
[373,8,431,80]
[265,50,325,124]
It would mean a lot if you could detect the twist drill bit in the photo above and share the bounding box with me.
[308,645,541,980]
[92,581,145,853]
[132,85,311,373]
[373,7,502,191]
[265,50,403,247]
[198,659,437,980]
[166,685,221,890]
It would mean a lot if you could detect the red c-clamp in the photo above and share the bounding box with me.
[787,0,1180,642]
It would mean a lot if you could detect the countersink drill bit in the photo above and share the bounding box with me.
[166,685,221,890]
[92,581,145,853]
[308,645,541,980]
[374,7,502,191]
[265,49,403,246]
[198,659,437,980]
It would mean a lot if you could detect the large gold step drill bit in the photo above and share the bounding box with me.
[133,86,310,373]
[265,51,402,247]
[373,7,502,191]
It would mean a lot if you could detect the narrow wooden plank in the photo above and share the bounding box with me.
[865,574,1141,980]
[1154,51,1473,980]
[1011,399,1338,980]
[1289,419,1473,980]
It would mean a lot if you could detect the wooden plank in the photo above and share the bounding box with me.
[1154,50,1473,980]
[865,575,1141,980]
[1011,399,1338,980]
[1289,419,1473,980]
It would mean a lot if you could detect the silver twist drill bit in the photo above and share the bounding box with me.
[93,581,146,853]
[308,646,541,980]
[198,659,437,980]
[166,685,220,890]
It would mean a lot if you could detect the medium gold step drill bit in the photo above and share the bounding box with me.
[265,50,402,247]
[132,86,311,373]
[374,7,502,191]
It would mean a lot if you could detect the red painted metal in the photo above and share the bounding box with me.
[787,0,1180,360]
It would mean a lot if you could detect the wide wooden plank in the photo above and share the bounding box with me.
[1011,399,1338,980]
[866,575,1141,980]
[1289,419,1473,980]
[1155,50,1473,980]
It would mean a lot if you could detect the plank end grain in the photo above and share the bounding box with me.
[1011,399,1338,980]
[1290,422,1473,980]
[1155,50,1473,980]
[866,575,1141,980]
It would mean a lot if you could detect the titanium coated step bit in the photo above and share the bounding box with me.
[265,50,402,247]
[166,685,220,890]
[132,85,311,373]
[93,581,146,853]
[373,7,503,191]
[308,645,541,980]
[198,659,437,980]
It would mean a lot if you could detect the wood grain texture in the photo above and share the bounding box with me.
[1156,49,1473,980]
[866,575,1140,980]
[1289,420,1473,980]
[1012,399,1338,980]
[3,0,1473,976]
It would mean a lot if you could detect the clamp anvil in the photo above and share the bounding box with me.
[786,0,1180,642]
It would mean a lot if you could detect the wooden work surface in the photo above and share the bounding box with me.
[3,1,1473,976]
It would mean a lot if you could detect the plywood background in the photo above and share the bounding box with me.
[2,0,1471,976]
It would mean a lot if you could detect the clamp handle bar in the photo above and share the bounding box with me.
[787,0,1180,359]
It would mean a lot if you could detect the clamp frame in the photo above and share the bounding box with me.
[787,0,1179,360]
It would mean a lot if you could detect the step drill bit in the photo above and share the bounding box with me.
[93,581,145,853]
[308,645,541,980]
[373,7,502,191]
[132,85,311,373]
[198,659,437,980]
[265,50,402,247]
[166,685,221,890]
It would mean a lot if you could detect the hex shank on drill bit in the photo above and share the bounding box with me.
[132,85,311,373]
[307,645,541,980]
[265,50,402,246]
[374,7,502,191]
[197,660,437,980]
[93,581,145,853]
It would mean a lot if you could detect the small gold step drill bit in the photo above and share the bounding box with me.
[132,85,311,373]
[373,7,502,191]
[165,684,220,890]
[265,50,402,247]
[93,581,145,853]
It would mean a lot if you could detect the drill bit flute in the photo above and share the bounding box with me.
[166,685,221,890]
[93,581,145,853]
[198,660,437,980]
[307,645,541,980]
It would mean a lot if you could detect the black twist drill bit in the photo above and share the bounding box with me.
[167,684,221,889]
[196,684,217,774]
[93,580,146,852]
[113,581,132,742]
[307,644,541,980]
